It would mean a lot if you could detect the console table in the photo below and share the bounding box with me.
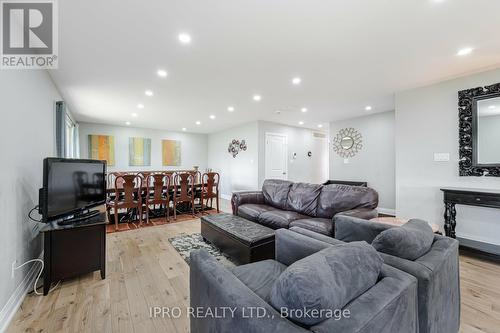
[40,213,106,295]
[440,187,500,239]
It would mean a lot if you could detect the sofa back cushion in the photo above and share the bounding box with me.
[286,183,322,216]
[269,241,383,326]
[372,219,434,260]
[262,179,293,210]
[316,185,378,218]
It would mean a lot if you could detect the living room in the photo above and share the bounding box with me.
[1,1,500,332]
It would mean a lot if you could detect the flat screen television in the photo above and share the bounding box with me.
[41,158,106,222]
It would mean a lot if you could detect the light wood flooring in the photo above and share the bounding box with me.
[6,204,500,333]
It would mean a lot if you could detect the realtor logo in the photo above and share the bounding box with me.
[1,0,58,69]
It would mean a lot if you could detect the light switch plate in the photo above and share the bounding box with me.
[434,153,450,162]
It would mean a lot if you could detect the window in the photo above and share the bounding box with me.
[56,101,79,158]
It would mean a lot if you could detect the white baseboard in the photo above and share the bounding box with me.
[220,194,232,201]
[377,207,396,216]
[0,254,43,333]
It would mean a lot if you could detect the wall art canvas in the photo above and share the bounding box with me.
[129,137,151,166]
[162,139,181,166]
[88,134,115,166]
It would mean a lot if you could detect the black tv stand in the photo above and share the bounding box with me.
[40,212,106,295]
[57,209,100,226]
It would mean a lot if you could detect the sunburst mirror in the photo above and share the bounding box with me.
[332,128,363,158]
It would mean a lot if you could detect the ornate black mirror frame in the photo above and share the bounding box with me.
[458,82,500,177]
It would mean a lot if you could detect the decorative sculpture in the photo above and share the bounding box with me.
[228,139,247,158]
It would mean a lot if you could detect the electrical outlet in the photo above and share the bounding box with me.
[11,260,17,279]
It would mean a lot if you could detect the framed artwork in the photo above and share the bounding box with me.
[129,137,151,166]
[88,135,115,166]
[162,139,181,166]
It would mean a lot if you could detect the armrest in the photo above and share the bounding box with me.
[275,228,341,266]
[311,264,418,333]
[231,191,264,215]
[335,208,379,220]
[334,215,392,243]
[377,236,460,333]
[190,249,307,333]
[289,226,344,246]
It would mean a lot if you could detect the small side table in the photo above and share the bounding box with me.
[370,217,441,234]
[40,213,106,295]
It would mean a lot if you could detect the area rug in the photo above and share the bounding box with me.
[168,233,237,268]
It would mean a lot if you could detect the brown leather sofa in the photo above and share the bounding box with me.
[231,179,379,236]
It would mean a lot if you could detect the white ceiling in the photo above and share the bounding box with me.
[49,0,500,133]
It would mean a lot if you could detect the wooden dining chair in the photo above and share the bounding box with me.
[107,174,143,230]
[200,172,220,213]
[106,172,124,222]
[145,173,171,223]
[173,172,195,220]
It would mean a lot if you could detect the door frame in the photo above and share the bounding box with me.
[265,132,288,180]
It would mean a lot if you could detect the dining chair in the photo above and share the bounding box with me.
[107,174,143,230]
[173,172,195,220]
[201,172,220,213]
[105,171,124,222]
[145,173,171,223]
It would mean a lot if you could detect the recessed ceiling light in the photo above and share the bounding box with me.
[292,77,302,85]
[457,47,473,56]
[137,103,144,109]
[131,113,138,117]
[157,69,168,78]
[209,115,216,120]
[317,124,323,128]
[125,121,131,126]
[195,121,201,125]
[227,106,235,112]
[365,105,372,111]
[253,95,262,101]
[298,121,304,125]
[145,90,154,96]
[178,33,192,44]
[488,105,496,109]
[301,107,308,113]
[275,110,281,114]
[182,127,187,131]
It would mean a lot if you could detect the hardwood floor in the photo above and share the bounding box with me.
[6,204,500,332]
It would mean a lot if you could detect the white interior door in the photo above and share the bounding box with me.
[265,133,287,180]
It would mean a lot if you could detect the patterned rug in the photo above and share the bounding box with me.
[168,233,237,268]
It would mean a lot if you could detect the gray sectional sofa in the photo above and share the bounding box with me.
[231,179,379,236]
[292,215,461,333]
[190,228,418,333]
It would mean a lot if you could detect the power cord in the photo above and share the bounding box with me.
[13,259,60,296]
[28,205,42,223]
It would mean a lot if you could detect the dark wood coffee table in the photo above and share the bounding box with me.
[200,213,275,264]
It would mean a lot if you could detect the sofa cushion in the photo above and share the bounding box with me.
[289,218,333,236]
[262,179,293,210]
[258,210,308,229]
[372,219,434,260]
[286,183,322,216]
[269,241,383,326]
[237,204,275,222]
[316,184,378,219]
[231,260,287,303]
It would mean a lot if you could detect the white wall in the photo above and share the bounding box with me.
[207,122,259,198]
[395,68,500,246]
[257,121,329,186]
[329,111,396,212]
[0,71,60,329]
[78,123,208,172]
